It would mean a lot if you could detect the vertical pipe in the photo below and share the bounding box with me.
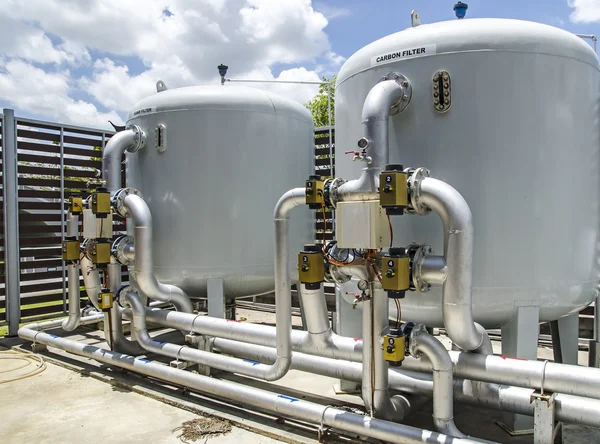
[2,109,20,336]
[60,126,66,315]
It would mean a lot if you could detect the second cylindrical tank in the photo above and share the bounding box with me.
[126,85,313,298]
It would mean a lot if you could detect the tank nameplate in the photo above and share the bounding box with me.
[371,44,437,67]
[433,70,451,113]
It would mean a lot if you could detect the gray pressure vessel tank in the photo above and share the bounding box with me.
[126,85,313,298]
[336,19,600,328]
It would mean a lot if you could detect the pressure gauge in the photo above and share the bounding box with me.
[357,280,369,291]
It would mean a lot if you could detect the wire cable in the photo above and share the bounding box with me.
[0,350,47,384]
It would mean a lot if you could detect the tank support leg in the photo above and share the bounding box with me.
[499,304,540,435]
[333,283,361,394]
[550,312,579,365]
[207,278,226,319]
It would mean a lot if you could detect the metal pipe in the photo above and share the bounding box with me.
[401,349,600,400]
[105,258,144,355]
[418,177,485,351]
[2,109,20,336]
[80,256,101,310]
[335,78,410,203]
[576,33,597,52]
[122,241,135,262]
[62,212,82,331]
[122,194,193,313]
[410,328,463,437]
[419,255,448,286]
[212,339,600,428]
[126,290,293,379]
[362,281,407,421]
[142,306,362,361]
[61,264,82,331]
[18,325,491,444]
[60,126,66,315]
[102,126,145,194]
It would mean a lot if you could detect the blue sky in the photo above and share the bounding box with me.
[0,0,598,129]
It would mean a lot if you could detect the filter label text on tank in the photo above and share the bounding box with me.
[132,106,156,117]
[371,44,437,66]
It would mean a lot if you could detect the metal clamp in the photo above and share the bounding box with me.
[405,167,431,215]
[112,187,142,218]
[318,405,334,443]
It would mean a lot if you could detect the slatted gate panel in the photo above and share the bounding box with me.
[13,118,119,321]
[0,116,5,324]
[314,127,335,297]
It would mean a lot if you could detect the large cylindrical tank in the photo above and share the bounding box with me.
[336,19,600,328]
[126,85,313,298]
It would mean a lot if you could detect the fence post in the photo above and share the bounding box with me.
[2,109,20,336]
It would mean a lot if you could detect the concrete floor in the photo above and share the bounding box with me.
[2,308,600,443]
[0,345,284,444]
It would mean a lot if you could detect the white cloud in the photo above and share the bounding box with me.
[569,0,600,23]
[0,0,339,129]
[314,3,351,20]
[0,59,121,128]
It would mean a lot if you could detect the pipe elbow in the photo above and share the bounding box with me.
[433,417,466,438]
[61,317,80,332]
[263,357,292,381]
[273,188,305,220]
[446,321,484,352]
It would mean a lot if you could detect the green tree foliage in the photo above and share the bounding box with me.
[304,75,336,128]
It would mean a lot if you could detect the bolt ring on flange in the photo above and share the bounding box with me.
[112,187,142,218]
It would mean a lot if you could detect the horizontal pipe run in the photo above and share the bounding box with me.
[142,307,600,402]
[142,307,362,361]
[212,339,600,428]
[18,326,490,444]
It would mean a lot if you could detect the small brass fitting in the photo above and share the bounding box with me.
[298,244,325,289]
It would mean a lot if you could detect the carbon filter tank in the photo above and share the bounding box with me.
[336,19,600,328]
[126,85,314,298]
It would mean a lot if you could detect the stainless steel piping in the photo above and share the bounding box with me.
[362,281,407,421]
[125,290,289,380]
[296,283,363,360]
[335,77,411,203]
[402,349,600,401]
[212,339,600,428]
[106,258,144,356]
[418,255,448,286]
[144,304,600,402]
[61,264,82,331]
[410,327,463,438]
[18,325,492,444]
[80,256,101,309]
[102,126,145,194]
[418,177,485,352]
[120,193,193,313]
[142,307,362,361]
[62,211,82,331]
